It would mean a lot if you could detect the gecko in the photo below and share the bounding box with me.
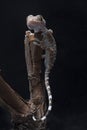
[24,15,57,121]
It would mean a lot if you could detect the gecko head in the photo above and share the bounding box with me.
[26,15,46,33]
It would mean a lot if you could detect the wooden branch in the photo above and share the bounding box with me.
[0,75,32,117]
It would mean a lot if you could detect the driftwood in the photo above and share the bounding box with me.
[0,15,56,130]
[0,76,32,116]
[0,76,46,130]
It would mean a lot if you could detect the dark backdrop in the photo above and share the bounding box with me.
[1,0,87,129]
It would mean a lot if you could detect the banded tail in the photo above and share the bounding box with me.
[32,72,52,121]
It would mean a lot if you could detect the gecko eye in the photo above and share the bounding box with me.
[40,15,43,21]
[36,15,43,21]
[40,15,46,25]
[36,15,46,26]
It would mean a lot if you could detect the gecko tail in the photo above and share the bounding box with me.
[32,72,52,121]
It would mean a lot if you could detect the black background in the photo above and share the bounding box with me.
[1,0,87,129]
